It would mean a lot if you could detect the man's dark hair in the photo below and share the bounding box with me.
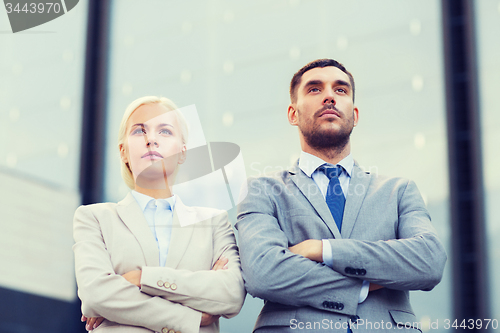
[289,59,355,103]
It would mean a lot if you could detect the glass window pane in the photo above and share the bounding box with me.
[0,3,87,190]
[0,0,87,305]
[475,0,500,322]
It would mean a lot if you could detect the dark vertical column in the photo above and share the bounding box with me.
[441,0,489,329]
[79,0,111,205]
[75,2,111,330]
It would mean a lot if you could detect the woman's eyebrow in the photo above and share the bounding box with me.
[131,123,174,129]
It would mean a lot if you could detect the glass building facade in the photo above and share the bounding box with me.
[0,1,87,332]
[476,0,500,325]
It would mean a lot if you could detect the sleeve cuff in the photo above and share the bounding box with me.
[140,266,176,296]
[358,280,370,303]
[322,239,333,267]
[322,240,368,303]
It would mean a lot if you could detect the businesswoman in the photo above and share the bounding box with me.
[73,96,245,333]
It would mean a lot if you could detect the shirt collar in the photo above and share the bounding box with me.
[298,151,353,178]
[131,190,177,211]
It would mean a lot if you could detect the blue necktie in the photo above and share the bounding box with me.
[320,165,346,232]
[320,166,352,332]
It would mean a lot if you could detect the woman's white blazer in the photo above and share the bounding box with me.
[73,193,245,333]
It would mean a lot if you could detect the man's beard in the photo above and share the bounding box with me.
[298,106,354,153]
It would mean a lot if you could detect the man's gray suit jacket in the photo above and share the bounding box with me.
[236,161,447,332]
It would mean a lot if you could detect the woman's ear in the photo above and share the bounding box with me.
[178,145,187,164]
[119,143,128,164]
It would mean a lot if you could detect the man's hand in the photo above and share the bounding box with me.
[289,239,323,262]
[122,270,142,287]
[81,315,104,331]
[369,283,384,291]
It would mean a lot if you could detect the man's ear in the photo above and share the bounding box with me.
[353,107,359,127]
[288,104,298,126]
[119,143,128,163]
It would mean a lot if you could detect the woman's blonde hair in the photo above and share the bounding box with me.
[118,96,189,189]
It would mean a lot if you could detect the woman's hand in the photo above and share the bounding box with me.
[122,270,142,287]
[212,256,228,271]
[200,312,220,326]
[198,256,229,327]
[81,315,104,331]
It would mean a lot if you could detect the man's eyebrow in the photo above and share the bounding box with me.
[302,79,352,90]
[302,80,324,90]
[334,79,351,89]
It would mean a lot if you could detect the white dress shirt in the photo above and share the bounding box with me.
[131,190,176,267]
[298,151,369,303]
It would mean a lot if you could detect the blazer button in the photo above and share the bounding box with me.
[157,280,164,287]
[360,269,367,276]
[322,301,329,308]
[170,283,177,290]
[163,282,170,289]
[168,330,175,333]
[350,315,360,323]
[338,303,344,310]
[161,328,169,333]
[345,267,353,274]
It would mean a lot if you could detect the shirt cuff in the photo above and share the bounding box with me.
[322,239,333,267]
[358,280,370,303]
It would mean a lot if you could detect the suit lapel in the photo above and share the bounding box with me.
[116,193,159,267]
[341,164,372,239]
[288,164,342,239]
[164,197,195,269]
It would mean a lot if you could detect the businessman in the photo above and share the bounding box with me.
[236,59,447,332]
